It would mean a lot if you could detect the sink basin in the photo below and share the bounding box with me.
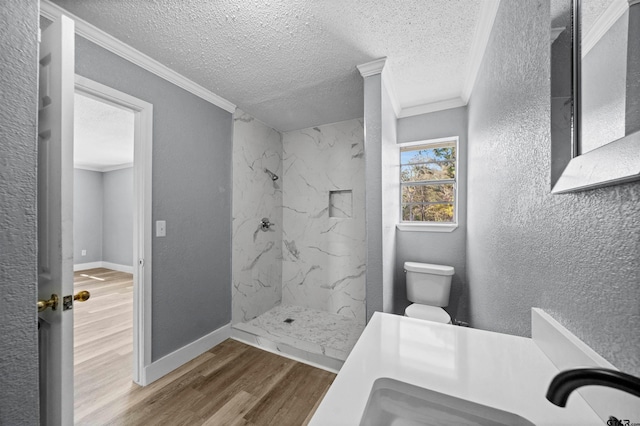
[360,378,536,426]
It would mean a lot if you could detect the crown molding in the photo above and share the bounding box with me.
[398,97,466,119]
[461,0,501,103]
[357,3,499,118]
[102,163,134,172]
[74,165,103,172]
[39,0,236,113]
[74,163,134,172]
[357,57,387,77]
[582,0,628,58]
[357,56,401,117]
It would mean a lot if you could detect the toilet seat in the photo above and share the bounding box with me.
[405,304,451,324]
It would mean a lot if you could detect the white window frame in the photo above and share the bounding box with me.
[396,136,459,233]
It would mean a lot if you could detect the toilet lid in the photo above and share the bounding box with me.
[405,304,451,323]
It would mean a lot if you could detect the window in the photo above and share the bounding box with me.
[400,138,457,225]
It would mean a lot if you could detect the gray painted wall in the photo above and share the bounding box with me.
[363,73,384,321]
[381,77,399,314]
[102,167,133,266]
[396,106,468,321]
[74,169,103,263]
[363,69,403,321]
[0,0,40,424]
[467,0,640,375]
[75,36,233,361]
[74,168,133,267]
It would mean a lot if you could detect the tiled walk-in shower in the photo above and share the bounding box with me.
[232,111,367,371]
[232,305,364,371]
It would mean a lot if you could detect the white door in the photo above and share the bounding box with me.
[38,15,76,426]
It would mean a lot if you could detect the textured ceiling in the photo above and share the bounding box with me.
[581,0,614,37]
[551,0,617,38]
[53,0,484,132]
[74,92,134,170]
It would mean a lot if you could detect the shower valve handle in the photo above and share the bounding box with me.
[260,218,274,231]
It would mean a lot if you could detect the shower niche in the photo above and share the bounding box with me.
[329,190,352,218]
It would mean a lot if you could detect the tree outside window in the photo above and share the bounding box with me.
[400,140,457,223]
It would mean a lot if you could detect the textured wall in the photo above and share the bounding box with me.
[0,0,40,424]
[102,167,133,266]
[467,0,640,375]
[395,106,468,321]
[232,110,283,323]
[75,36,233,361]
[74,169,104,264]
[282,119,366,323]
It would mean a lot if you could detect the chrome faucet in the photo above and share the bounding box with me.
[546,368,640,419]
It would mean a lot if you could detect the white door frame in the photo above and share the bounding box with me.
[74,75,153,385]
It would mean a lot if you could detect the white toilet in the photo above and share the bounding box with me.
[404,261,454,324]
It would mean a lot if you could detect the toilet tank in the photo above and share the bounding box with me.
[404,262,454,307]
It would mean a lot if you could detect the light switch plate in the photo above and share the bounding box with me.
[156,220,166,237]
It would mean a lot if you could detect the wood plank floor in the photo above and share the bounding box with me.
[73,268,335,425]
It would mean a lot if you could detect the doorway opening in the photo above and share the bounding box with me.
[72,89,134,421]
[72,76,153,421]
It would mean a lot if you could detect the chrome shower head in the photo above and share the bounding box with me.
[265,168,279,181]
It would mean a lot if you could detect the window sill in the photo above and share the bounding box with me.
[396,223,458,233]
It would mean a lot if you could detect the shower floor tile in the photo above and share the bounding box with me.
[232,304,365,371]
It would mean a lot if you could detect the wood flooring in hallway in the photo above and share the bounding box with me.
[73,268,335,425]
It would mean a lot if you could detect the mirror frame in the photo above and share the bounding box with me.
[551,0,640,194]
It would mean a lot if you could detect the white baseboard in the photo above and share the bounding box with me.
[74,261,134,273]
[102,261,134,274]
[74,261,103,271]
[143,323,231,385]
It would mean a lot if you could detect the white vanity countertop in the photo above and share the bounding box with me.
[310,312,601,426]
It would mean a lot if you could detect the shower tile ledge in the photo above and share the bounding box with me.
[230,304,365,372]
[232,321,349,361]
[231,325,343,373]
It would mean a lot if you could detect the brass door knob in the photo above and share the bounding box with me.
[38,294,59,312]
[74,290,91,302]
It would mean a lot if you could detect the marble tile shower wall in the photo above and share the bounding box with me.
[282,119,366,324]
[232,110,283,324]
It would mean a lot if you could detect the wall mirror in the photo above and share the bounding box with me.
[551,0,640,194]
